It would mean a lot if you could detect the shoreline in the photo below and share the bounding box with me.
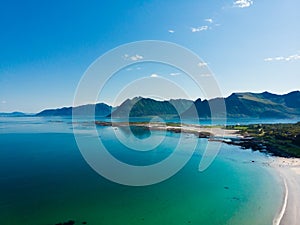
[269,157,300,225]
[272,176,288,225]
[95,121,300,224]
[95,121,300,158]
[95,121,242,138]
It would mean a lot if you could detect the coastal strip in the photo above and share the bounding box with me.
[273,177,288,225]
[95,121,300,158]
[270,157,300,225]
[95,121,242,139]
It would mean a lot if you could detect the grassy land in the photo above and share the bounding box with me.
[226,122,300,157]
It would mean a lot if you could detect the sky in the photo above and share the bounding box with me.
[0,0,299,112]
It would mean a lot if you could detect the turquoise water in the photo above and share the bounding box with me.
[0,117,283,225]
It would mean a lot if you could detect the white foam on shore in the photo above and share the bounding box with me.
[273,177,288,225]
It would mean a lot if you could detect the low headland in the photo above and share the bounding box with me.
[95,121,300,158]
[95,121,240,138]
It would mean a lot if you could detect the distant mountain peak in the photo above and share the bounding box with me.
[36,102,112,117]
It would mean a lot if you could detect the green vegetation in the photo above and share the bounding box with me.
[110,97,180,118]
[165,122,182,127]
[226,122,300,157]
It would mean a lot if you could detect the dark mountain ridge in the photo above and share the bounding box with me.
[109,97,194,118]
[111,91,300,119]
[3,91,299,119]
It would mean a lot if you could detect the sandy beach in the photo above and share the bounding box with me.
[151,123,242,137]
[96,121,242,138]
[270,157,300,225]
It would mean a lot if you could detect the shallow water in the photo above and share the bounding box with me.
[0,117,283,225]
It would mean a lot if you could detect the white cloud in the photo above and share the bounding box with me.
[1,100,6,104]
[264,58,273,62]
[124,54,144,61]
[264,54,300,62]
[275,57,284,61]
[205,18,213,23]
[150,73,159,78]
[198,62,208,67]
[191,26,209,32]
[233,0,253,8]
[169,72,181,76]
[287,54,300,61]
[168,29,175,33]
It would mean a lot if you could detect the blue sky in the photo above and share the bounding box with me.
[0,0,299,112]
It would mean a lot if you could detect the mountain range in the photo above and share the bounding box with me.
[110,91,300,119]
[183,91,300,119]
[36,103,112,117]
[0,112,27,117]
[2,91,300,119]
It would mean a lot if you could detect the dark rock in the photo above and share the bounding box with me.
[57,220,75,225]
[167,128,182,133]
[95,121,112,126]
[198,131,212,138]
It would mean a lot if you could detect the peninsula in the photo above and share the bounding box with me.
[95,121,300,158]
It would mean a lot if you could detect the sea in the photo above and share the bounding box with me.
[1,116,297,225]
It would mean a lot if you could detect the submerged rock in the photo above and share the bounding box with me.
[54,220,75,225]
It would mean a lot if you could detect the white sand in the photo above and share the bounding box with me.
[148,123,242,138]
[269,157,300,225]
